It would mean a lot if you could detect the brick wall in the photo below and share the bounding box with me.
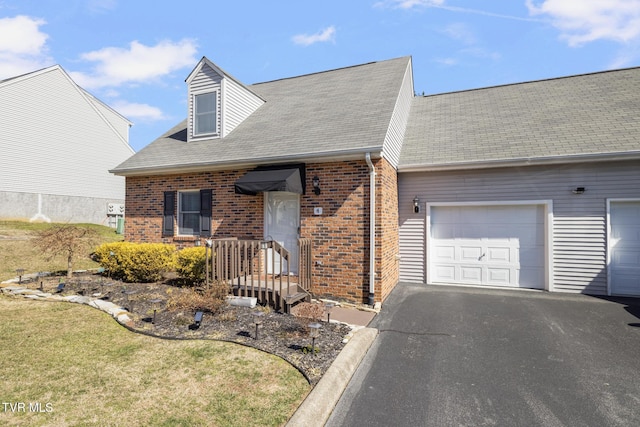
[375,157,400,302]
[125,158,400,304]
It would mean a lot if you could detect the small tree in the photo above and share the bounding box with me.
[34,224,100,278]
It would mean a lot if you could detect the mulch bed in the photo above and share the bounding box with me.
[22,272,353,384]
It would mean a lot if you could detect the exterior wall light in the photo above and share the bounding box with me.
[308,322,322,356]
[572,187,586,195]
[312,176,321,195]
[413,196,421,213]
[253,311,265,340]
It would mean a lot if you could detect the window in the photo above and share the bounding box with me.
[179,191,201,235]
[163,190,212,237]
[194,92,217,135]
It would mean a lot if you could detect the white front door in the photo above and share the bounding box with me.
[610,201,640,296]
[265,192,300,274]
[429,204,545,289]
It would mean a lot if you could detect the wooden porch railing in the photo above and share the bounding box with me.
[207,238,312,311]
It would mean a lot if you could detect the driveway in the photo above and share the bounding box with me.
[327,282,640,427]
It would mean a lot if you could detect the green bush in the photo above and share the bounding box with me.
[175,246,208,285]
[93,242,176,282]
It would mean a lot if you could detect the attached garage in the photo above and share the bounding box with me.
[428,203,549,289]
[608,200,640,296]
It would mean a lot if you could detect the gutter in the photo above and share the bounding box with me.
[110,147,384,177]
[398,151,640,173]
[365,152,376,306]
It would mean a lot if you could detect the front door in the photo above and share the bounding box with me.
[265,192,300,274]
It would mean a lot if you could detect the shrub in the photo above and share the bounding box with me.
[175,247,207,285]
[166,280,229,314]
[93,242,176,282]
[291,302,325,328]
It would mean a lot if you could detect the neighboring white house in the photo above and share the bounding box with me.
[0,65,134,226]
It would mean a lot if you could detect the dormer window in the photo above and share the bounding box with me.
[194,91,218,136]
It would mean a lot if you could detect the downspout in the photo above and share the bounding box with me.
[365,153,376,306]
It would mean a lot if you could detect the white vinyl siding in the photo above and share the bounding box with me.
[222,77,264,137]
[398,160,640,295]
[188,64,222,141]
[0,66,133,200]
[187,61,264,141]
[382,60,414,168]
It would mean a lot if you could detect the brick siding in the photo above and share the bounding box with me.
[125,158,400,303]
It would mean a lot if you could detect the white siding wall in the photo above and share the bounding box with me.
[0,67,134,202]
[398,160,640,295]
[382,61,414,168]
[222,77,264,137]
[187,64,222,141]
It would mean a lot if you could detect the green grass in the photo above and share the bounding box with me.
[0,296,310,426]
[0,220,124,281]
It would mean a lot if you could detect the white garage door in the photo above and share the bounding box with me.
[610,201,640,296]
[429,205,545,289]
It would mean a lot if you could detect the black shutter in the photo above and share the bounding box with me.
[162,191,175,237]
[199,189,212,237]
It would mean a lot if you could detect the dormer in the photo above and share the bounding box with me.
[185,57,265,142]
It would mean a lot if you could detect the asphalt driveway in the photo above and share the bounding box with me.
[327,282,640,427]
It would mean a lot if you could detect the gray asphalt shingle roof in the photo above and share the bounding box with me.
[112,56,411,175]
[400,67,640,170]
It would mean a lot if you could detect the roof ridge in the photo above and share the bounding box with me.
[419,65,640,98]
[252,56,411,86]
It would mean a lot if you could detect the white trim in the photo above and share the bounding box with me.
[426,200,553,291]
[191,89,219,138]
[606,198,640,296]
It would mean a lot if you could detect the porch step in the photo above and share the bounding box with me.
[284,291,310,313]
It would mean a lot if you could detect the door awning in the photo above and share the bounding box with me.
[235,166,304,195]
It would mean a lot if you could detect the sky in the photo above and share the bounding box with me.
[2,0,640,152]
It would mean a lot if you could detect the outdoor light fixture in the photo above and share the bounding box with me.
[15,269,25,284]
[413,196,421,213]
[149,298,163,325]
[253,311,265,340]
[325,302,335,323]
[312,176,321,195]
[308,322,322,356]
[572,187,586,195]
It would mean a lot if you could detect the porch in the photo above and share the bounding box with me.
[206,238,313,312]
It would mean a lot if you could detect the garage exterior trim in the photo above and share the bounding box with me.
[425,200,553,291]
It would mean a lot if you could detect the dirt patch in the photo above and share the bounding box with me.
[19,272,351,384]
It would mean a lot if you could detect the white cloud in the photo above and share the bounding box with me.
[110,100,166,122]
[292,26,336,46]
[71,39,198,89]
[443,22,476,45]
[0,15,52,78]
[87,0,118,14]
[376,0,538,22]
[527,0,640,46]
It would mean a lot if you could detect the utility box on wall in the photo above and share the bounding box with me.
[107,203,125,231]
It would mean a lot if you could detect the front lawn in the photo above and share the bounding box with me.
[0,297,309,426]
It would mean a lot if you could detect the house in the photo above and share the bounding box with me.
[0,65,134,226]
[112,56,640,303]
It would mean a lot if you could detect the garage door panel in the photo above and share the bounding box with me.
[610,201,640,296]
[434,265,455,282]
[430,204,545,289]
[460,266,482,282]
[461,246,483,261]
[486,268,513,285]
[487,247,511,263]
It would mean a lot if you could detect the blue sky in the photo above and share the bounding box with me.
[2,0,640,152]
